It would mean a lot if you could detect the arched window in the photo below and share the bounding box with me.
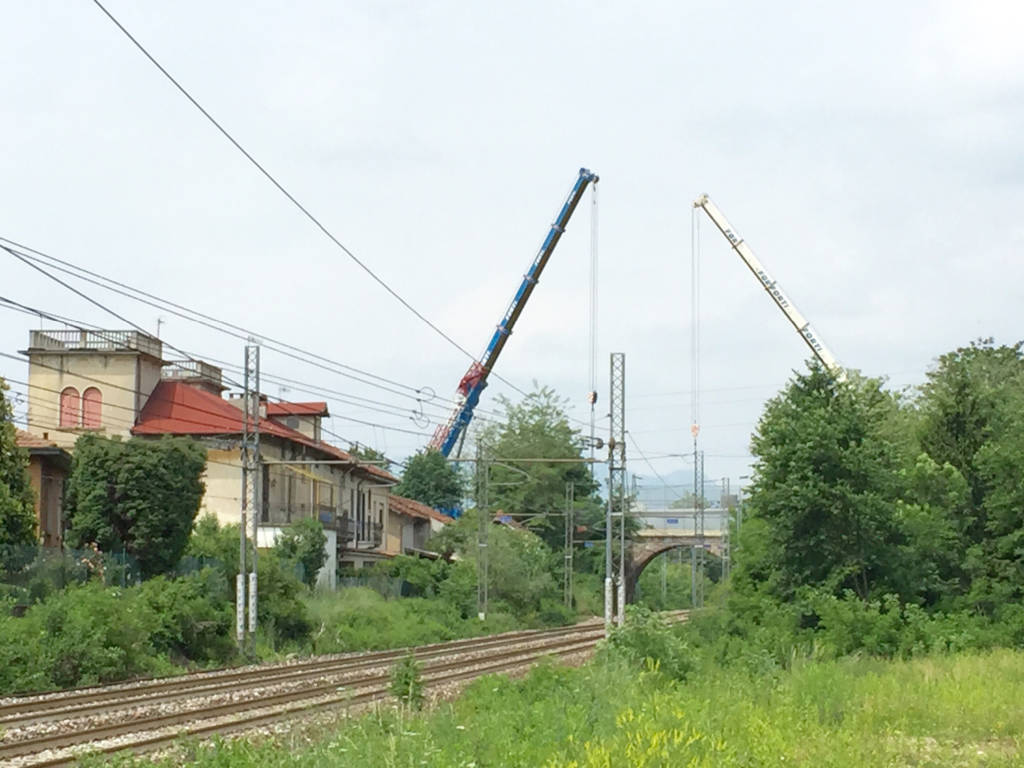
[59,386,80,427]
[82,387,102,429]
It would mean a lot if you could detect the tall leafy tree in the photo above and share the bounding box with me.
[479,387,599,550]
[394,449,464,508]
[917,339,1024,543]
[65,434,207,577]
[0,378,36,559]
[912,339,1024,614]
[740,365,907,602]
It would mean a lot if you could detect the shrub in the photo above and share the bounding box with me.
[274,518,327,588]
[137,570,235,664]
[256,550,313,647]
[390,652,424,709]
[0,581,173,693]
[602,605,694,681]
[370,554,448,597]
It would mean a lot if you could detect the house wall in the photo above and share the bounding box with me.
[200,438,396,588]
[386,509,404,555]
[27,351,161,447]
[199,447,242,527]
[269,415,320,441]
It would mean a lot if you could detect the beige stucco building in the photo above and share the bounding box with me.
[19,329,450,584]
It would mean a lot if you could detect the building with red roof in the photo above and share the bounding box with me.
[19,329,445,584]
[388,494,453,556]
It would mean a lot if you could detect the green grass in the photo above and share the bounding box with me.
[99,648,1024,767]
[303,588,521,654]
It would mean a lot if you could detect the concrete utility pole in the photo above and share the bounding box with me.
[564,482,575,609]
[475,443,489,621]
[238,344,261,648]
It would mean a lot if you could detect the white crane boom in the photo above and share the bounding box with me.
[693,194,844,380]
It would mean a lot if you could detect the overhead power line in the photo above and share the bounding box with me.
[0,291,507,430]
[626,431,675,495]
[88,0,531,401]
[0,285,433,444]
[0,241,517,422]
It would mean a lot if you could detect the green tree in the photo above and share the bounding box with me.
[739,365,908,602]
[912,339,1024,615]
[0,378,36,560]
[394,449,464,508]
[478,387,600,550]
[891,454,969,608]
[274,517,328,588]
[917,339,1024,544]
[65,434,207,577]
[427,507,564,621]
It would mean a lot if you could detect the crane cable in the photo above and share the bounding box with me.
[690,206,702,443]
[587,182,599,473]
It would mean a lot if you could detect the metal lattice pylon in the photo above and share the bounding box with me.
[608,353,627,626]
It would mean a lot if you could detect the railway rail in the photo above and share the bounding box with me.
[0,611,687,767]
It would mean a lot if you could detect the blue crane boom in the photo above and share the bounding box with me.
[430,167,599,457]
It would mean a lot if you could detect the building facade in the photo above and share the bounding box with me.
[19,329,448,584]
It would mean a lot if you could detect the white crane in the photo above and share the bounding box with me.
[693,194,844,380]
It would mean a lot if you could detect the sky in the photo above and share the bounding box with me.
[2,1,1022,499]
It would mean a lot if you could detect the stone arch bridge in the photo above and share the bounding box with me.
[623,512,726,604]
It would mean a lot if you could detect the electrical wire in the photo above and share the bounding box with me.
[88,0,488,371]
[0,244,517,422]
[0,258,446,441]
[625,431,674,496]
[0,296,500,440]
[86,1,534,406]
[0,242,451,405]
[0,351,428,444]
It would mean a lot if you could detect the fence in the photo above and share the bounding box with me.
[1,545,142,608]
[336,574,406,598]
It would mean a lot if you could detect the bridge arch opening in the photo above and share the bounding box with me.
[624,540,725,606]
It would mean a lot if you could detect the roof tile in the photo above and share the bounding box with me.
[132,382,395,481]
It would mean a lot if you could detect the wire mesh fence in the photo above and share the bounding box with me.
[0,545,142,608]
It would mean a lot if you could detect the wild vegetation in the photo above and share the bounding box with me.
[0,378,36,565]
[99,627,1024,767]
[3,336,1024,767]
[0,382,600,694]
[718,339,1024,663]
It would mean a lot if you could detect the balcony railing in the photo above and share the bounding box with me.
[261,504,381,549]
[29,329,163,359]
[162,359,223,387]
[357,521,384,549]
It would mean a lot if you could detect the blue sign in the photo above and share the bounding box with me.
[583,541,595,549]
[666,518,679,525]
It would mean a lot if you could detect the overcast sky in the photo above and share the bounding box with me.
[2,1,1022,496]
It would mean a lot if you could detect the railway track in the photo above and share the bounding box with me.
[0,612,687,767]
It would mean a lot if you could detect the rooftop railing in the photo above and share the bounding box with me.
[162,359,223,386]
[29,329,163,359]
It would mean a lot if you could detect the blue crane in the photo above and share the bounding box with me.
[429,167,599,457]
